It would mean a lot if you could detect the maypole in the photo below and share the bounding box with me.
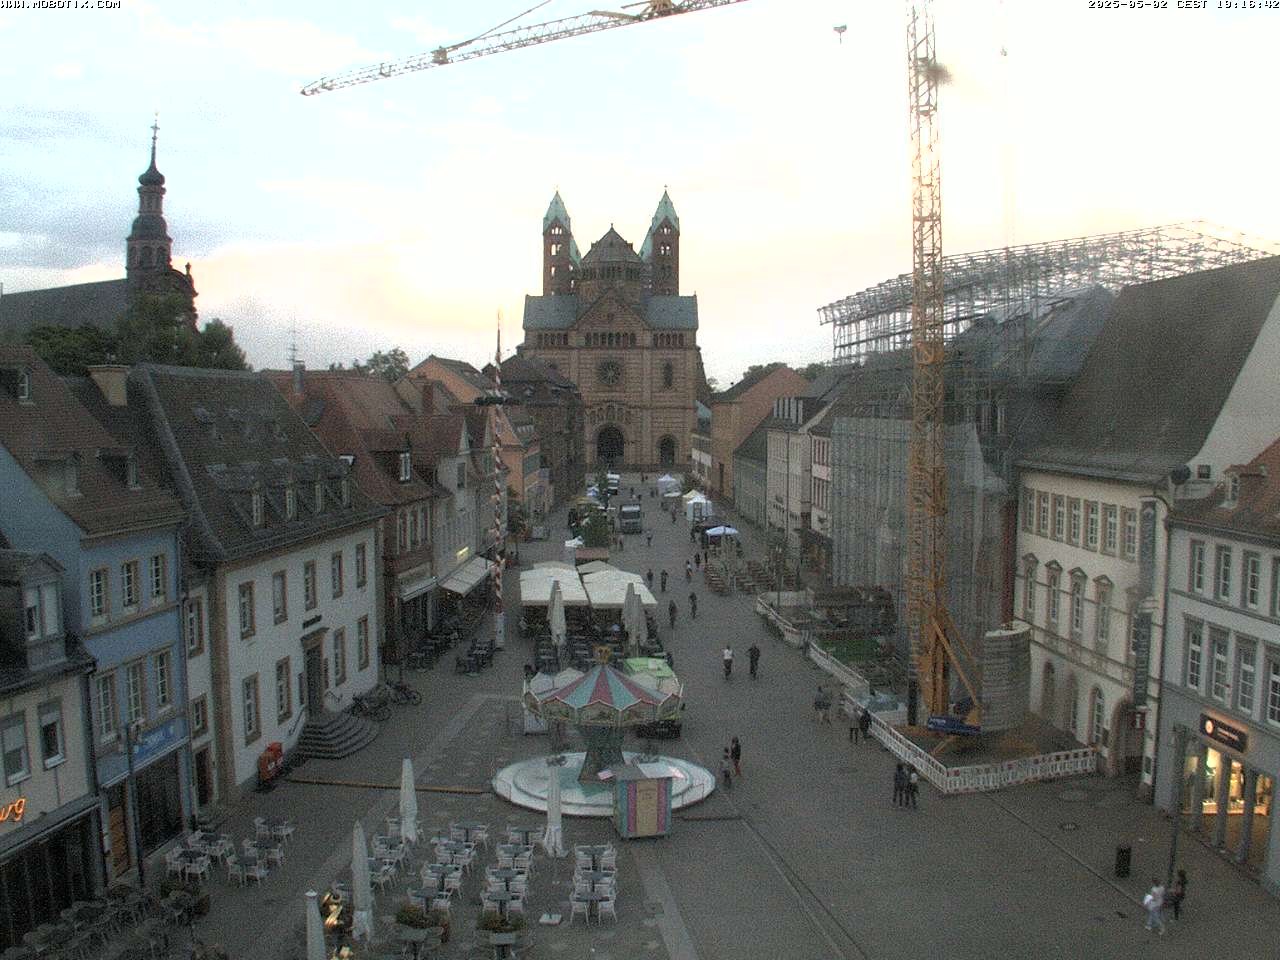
[491,316,506,650]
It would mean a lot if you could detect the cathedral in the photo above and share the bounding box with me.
[518,191,705,469]
[0,124,197,337]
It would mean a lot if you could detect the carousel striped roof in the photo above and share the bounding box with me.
[549,663,666,711]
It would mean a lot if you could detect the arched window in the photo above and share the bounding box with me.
[1022,557,1037,617]
[1090,688,1106,745]
[141,246,153,268]
[662,362,673,389]
[629,333,636,346]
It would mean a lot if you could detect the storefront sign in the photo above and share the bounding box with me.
[1200,714,1248,754]
[0,797,27,823]
[1131,607,1152,708]
[1138,498,1158,597]
[132,717,181,767]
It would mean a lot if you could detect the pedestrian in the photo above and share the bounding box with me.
[690,526,696,542]
[893,763,906,808]
[685,560,693,582]
[748,642,760,679]
[721,749,733,790]
[671,510,676,525]
[695,551,701,569]
[660,570,668,593]
[858,707,872,744]
[1143,879,1166,935]
[731,737,742,777]
[689,592,698,619]
[907,766,919,808]
[813,685,827,723]
[617,534,624,552]
[646,568,654,590]
[1168,869,1187,921]
[646,532,653,548]
[668,599,677,629]
[849,710,859,743]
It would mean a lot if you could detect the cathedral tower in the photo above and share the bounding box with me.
[126,120,174,289]
[641,190,680,296]
[542,191,579,296]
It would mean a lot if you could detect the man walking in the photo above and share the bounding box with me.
[730,737,742,777]
[694,551,701,569]
[660,569,668,593]
[1143,879,1166,935]
[814,685,827,723]
[858,707,872,744]
[907,766,919,809]
[646,568,654,590]
[646,531,653,548]
[668,600,678,629]
[685,560,693,582]
[689,591,698,619]
[748,642,760,679]
[720,748,733,790]
[893,763,907,808]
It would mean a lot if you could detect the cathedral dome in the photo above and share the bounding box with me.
[129,214,169,239]
[139,161,165,187]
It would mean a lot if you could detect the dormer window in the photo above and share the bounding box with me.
[285,487,297,520]
[16,369,31,402]
[340,478,350,507]
[126,455,140,490]
[314,480,325,512]
[1227,473,1240,505]
[399,451,412,482]
[251,491,264,527]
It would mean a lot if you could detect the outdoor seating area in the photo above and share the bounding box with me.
[567,844,619,925]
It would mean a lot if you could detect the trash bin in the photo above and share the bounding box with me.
[1114,843,1132,878]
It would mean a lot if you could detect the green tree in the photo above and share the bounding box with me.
[191,319,249,370]
[799,361,827,381]
[742,361,785,382]
[24,324,118,375]
[581,511,612,548]
[114,292,197,365]
[366,347,409,382]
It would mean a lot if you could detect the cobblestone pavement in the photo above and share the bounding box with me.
[189,474,1280,960]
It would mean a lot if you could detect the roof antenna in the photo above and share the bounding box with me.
[287,314,299,367]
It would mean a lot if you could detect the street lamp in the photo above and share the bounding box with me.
[475,390,513,650]
[121,719,146,885]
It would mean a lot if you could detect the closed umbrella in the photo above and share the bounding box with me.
[305,890,325,960]
[549,580,567,652]
[623,583,643,657]
[542,757,566,858]
[399,759,418,846]
[351,822,373,943]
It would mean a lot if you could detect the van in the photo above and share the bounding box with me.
[619,502,643,534]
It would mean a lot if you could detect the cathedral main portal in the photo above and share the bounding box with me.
[596,425,625,467]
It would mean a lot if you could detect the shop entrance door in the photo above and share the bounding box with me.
[194,747,213,807]
[106,783,131,876]
[305,644,325,714]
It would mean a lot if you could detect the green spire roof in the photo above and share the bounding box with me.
[543,190,571,232]
[640,190,679,260]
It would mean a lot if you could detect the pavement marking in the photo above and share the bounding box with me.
[631,841,701,960]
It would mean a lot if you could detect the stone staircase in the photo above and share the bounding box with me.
[296,708,380,760]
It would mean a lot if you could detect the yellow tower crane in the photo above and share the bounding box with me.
[303,0,982,727]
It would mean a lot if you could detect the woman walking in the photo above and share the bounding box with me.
[730,737,742,777]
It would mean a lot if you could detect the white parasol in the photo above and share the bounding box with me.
[305,890,325,960]
[542,757,566,858]
[623,582,644,656]
[399,759,418,846]
[549,580,567,651]
[351,822,373,942]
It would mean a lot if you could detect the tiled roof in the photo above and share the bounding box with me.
[1021,257,1280,482]
[130,364,386,564]
[714,364,799,403]
[0,279,130,335]
[522,294,697,331]
[733,420,772,464]
[499,354,576,389]
[639,191,679,261]
[1172,436,1280,540]
[0,346,183,536]
[581,228,642,265]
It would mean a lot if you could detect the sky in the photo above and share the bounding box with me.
[2,0,1278,388]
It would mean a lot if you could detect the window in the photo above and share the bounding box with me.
[251,491,264,527]
[1268,657,1280,725]
[334,628,347,685]
[662,363,674,389]
[397,511,408,553]
[1273,559,1280,618]
[1228,473,1240,504]
[1068,499,1081,545]
[90,569,108,619]
[1121,508,1137,561]
[1036,493,1049,535]
[1197,464,1212,480]
[23,587,40,640]
[417,507,427,546]
[340,478,351,506]
[242,675,260,744]
[149,554,166,603]
[1046,569,1060,625]
[122,560,139,609]
[1102,506,1118,554]
[1084,502,1099,551]
[276,657,292,722]
[1236,639,1257,715]
[191,695,208,737]
[126,457,140,489]
[39,702,63,768]
[285,487,297,520]
[1185,619,1204,690]
[1022,560,1037,617]
[304,561,317,610]
[399,451,412,481]
[2,714,30,786]
[272,571,288,623]
[456,463,466,490]
[357,616,370,670]
[1094,580,1111,647]
[1090,688,1106,745]
[315,480,325,512]
[331,552,344,598]
[1243,552,1261,609]
[1210,627,1230,701]
[238,581,256,639]
[1053,496,1066,540]
[184,598,203,656]
[154,651,172,710]
[1069,691,1079,737]
[1069,576,1085,640]
[1215,546,1233,600]
[16,369,31,401]
[1189,541,1205,593]
[356,542,367,588]
[95,673,117,740]
[125,660,146,724]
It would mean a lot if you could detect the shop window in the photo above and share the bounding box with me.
[243,675,260,744]
[2,713,30,786]
[184,597,204,655]
[304,561,317,610]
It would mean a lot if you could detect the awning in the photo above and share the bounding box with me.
[441,556,494,596]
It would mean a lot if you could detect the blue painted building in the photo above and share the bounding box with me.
[0,349,191,880]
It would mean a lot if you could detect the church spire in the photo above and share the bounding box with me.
[542,190,579,296]
[126,116,173,287]
[642,188,680,296]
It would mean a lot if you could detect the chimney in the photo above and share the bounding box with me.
[86,364,130,407]
[292,359,305,397]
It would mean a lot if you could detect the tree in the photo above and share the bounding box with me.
[191,319,249,370]
[799,361,827,381]
[366,348,409,382]
[25,324,118,376]
[741,361,785,382]
[581,511,612,548]
[705,376,720,392]
[114,292,198,366]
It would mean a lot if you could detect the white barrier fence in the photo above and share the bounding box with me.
[754,594,810,649]
[808,642,871,699]
[867,712,1097,795]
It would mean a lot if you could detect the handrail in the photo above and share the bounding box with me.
[287,704,309,738]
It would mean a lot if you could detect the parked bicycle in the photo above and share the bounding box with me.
[351,690,391,722]
[384,680,422,706]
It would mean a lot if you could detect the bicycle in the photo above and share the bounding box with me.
[351,690,391,722]
[385,680,422,705]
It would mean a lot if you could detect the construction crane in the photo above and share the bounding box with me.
[301,0,750,96]
[304,0,980,727]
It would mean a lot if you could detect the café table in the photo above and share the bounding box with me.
[452,821,486,842]
[507,825,539,845]
[484,890,516,917]
[494,843,532,860]
[575,870,613,890]
[394,925,442,960]
[487,868,522,890]
[576,845,612,870]
[579,889,613,918]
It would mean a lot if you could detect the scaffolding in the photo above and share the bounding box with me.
[820,221,1278,365]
